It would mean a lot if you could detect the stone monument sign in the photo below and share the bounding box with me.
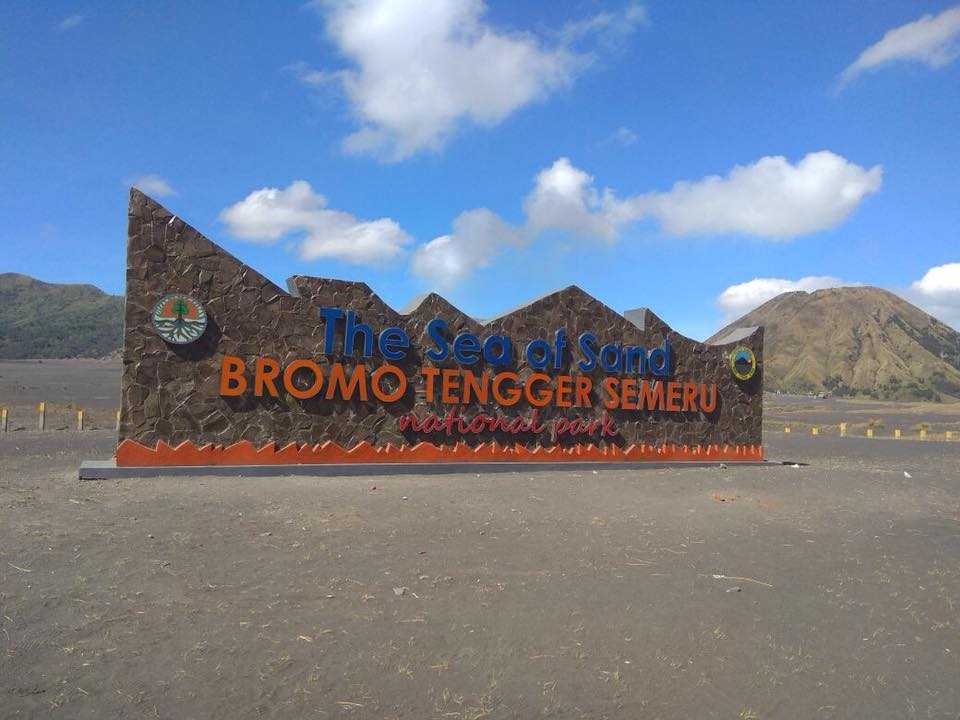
[115,189,763,468]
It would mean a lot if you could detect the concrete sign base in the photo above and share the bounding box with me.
[79,458,769,481]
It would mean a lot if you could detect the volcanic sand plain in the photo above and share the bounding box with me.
[1,362,959,718]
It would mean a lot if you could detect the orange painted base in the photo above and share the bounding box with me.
[116,439,764,467]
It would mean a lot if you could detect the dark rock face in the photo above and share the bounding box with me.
[121,190,763,450]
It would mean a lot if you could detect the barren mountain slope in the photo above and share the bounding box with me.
[709,287,960,400]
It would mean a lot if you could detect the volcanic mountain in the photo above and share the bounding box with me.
[709,286,960,401]
[0,273,123,359]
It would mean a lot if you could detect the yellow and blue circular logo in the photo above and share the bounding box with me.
[152,294,207,344]
[729,346,757,381]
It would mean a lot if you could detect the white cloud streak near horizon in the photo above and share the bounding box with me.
[300,0,645,160]
[219,180,411,265]
[715,276,855,321]
[839,5,960,87]
[715,263,960,330]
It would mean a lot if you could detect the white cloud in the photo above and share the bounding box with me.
[603,126,638,147]
[231,151,880,285]
[219,180,411,266]
[410,156,616,289]
[530,152,882,244]
[303,0,643,160]
[839,6,960,87]
[410,208,524,288]
[56,14,85,32]
[622,151,883,238]
[716,276,854,321]
[910,262,960,327]
[523,157,618,241]
[131,174,177,198]
[407,151,881,287]
[560,3,648,48]
[293,1,650,160]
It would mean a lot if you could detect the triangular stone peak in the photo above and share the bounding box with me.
[286,275,400,322]
[402,292,481,337]
[484,285,592,323]
[127,188,286,300]
[400,292,472,321]
[399,293,433,315]
[483,287,560,323]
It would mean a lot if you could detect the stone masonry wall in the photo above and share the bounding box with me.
[120,190,763,450]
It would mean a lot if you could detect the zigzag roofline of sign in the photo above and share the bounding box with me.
[130,188,760,348]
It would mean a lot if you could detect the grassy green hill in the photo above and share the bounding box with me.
[709,287,960,401]
[0,273,123,359]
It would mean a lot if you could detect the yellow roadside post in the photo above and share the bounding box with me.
[839,422,847,437]
[866,428,874,438]
[77,409,84,432]
[811,426,819,436]
[37,401,45,431]
[784,425,791,434]
[894,428,901,439]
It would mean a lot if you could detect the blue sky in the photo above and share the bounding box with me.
[3,1,959,339]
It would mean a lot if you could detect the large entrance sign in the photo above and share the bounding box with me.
[115,189,763,468]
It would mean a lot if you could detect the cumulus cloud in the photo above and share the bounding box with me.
[410,156,614,288]
[620,151,883,238]
[521,151,881,243]
[839,6,960,87]
[219,180,411,265]
[411,209,524,288]
[300,1,645,160]
[523,158,619,241]
[56,14,85,32]
[229,151,880,285]
[410,151,880,287]
[716,276,854,321]
[131,174,177,198]
[909,262,960,327]
[306,0,575,160]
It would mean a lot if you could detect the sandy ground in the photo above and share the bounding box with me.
[0,360,121,432]
[1,428,959,719]
[2,366,960,718]
[765,394,960,439]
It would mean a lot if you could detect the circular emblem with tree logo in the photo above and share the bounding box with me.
[729,346,757,381]
[152,294,207,344]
